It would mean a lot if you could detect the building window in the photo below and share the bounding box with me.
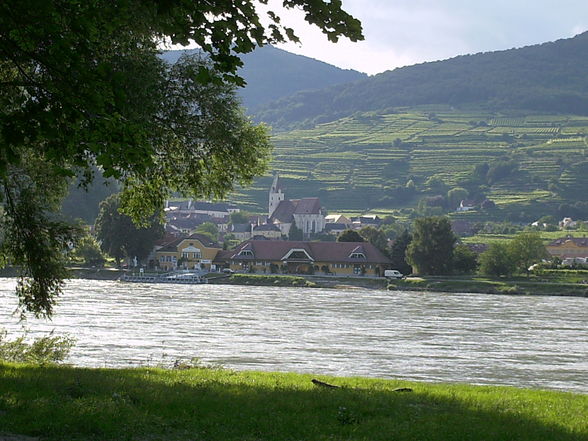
[350,253,366,259]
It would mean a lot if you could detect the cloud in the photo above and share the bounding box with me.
[275,0,588,74]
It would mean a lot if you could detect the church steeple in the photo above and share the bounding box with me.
[268,173,284,217]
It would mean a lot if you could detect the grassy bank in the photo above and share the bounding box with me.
[216,273,318,287]
[0,363,586,441]
[390,276,588,297]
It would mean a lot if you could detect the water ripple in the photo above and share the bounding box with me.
[0,278,586,393]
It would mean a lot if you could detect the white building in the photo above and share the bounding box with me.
[267,174,326,238]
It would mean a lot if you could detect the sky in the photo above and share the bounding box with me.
[262,0,588,75]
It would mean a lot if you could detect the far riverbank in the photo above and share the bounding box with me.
[2,267,588,297]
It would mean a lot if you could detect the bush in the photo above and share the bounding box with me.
[0,329,75,364]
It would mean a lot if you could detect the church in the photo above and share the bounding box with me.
[267,174,326,238]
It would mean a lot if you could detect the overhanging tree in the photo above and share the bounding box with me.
[0,1,363,317]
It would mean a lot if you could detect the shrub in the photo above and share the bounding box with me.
[0,329,75,364]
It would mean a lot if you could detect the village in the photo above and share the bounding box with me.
[146,174,588,278]
[153,174,392,277]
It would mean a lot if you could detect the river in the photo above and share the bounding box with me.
[1,278,587,393]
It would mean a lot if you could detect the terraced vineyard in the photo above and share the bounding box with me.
[230,106,588,220]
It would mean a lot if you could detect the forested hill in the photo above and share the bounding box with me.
[162,45,367,111]
[255,32,588,128]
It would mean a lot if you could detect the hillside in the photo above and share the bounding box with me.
[231,106,588,223]
[255,32,588,128]
[162,45,367,111]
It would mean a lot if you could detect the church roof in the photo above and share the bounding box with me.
[269,199,297,223]
[293,198,321,215]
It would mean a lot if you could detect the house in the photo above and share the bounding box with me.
[324,223,349,236]
[350,215,382,229]
[325,214,352,226]
[229,223,252,241]
[219,239,391,276]
[155,233,222,271]
[559,217,577,229]
[457,200,477,212]
[165,199,239,218]
[546,236,588,260]
[268,174,326,237]
[164,213,215,236]
[252,223,282,240]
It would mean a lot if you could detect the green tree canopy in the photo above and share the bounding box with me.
[94,194,163,266]
[0,0,362,317]
[388,230,413,275]
[452,244,478,274]
[73,232,106,268]
[509,232,548,276]
[288,220,303,241]
[359,226,389,256]
[229,211,250,225]
[447,187,469,210]
[406,216,456,275]
[478,242,515,277]
[195,222,219,242]
[337,229,364,242]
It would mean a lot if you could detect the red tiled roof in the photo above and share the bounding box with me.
[223,240,391,264]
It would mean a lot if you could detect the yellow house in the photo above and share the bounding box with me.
[155,233,222,271]
[218,240,391,276]
[546,236,588,260]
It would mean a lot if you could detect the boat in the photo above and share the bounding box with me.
[120,270,209,284]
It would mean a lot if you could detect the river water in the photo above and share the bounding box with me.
[1,278,587,393]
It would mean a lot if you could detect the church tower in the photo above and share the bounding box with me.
[268,173,285,217]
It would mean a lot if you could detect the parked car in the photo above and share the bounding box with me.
[222,268,235,274]
[384,269,404,279]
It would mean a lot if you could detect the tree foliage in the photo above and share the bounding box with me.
[359,226,389,256]
[337,229,364,243]
[94,194,163,266]
[73,233,106,267]
[478,242,515,277]
[195,222,219,242]
[288,220,303,241]
[388,230,413,275]
[452,244,478,274]
[0,0,362,316]
[509,232,548,276]
[406,216,456,275]
[479,232,547,277]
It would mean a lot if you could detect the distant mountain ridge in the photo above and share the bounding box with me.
[162,45,367,112]
[255,32,588,128]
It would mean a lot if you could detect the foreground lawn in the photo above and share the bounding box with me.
[0,364,586,441]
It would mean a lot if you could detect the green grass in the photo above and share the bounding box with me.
[390,275,588,297]
[227,273,317,287]
[0,363,586,441]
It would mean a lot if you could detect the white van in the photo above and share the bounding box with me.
[384,269,404,279]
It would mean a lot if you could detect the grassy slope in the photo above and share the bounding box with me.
[230,106,588,218]
[0,363,586,441]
